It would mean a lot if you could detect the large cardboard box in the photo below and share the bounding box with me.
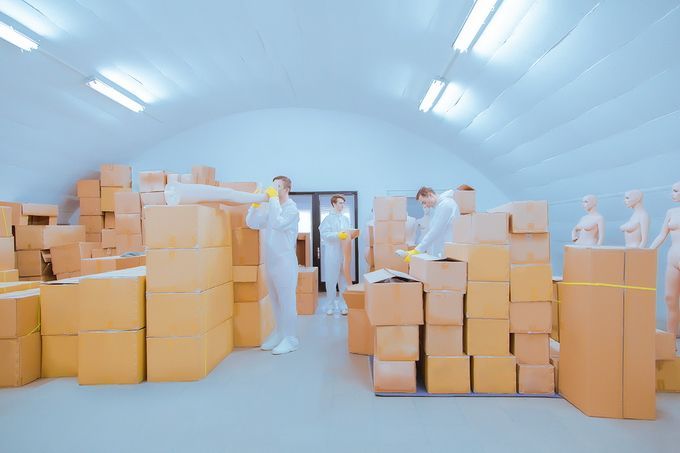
[656,358,680,392]
[374,325,419,361]
[373,221,406,244]
[373,242,409,273]
[16,250,49,277]
[233,265,262,283]
[511,333,550,365]
[115,234,144,254]
[41,335,78,377]
[510,301,552,334]
[77,179,101,198]
[348,308,374,355]
[465,319,509,356]
[40,280,80,335]
[191,165,216,185]
[15,225,86,250]
[234,266,267,302]
[232,228,262,265]
[147,283,233,338]
[100,164,132,188]
[0,332,41,387]
[344,283,365,309]
[510,233,550,264]
[373,197,407,221]
[444,243,509,282]
[408,254,467,292]
[656,330,677,361]
[0,269,19,282]
[80,255,145,276]
[79,198,102,216]
[425,291,463,326]
[79,268,146,331]
[233,297,275,347]
[471,356,516,394]
[518,364,555,394]
[453,185,476,214]
[296,293,318,315]
[217,205,248,229]
[297,267,318,293]
[0,237,15,270]
[50,242,99,274]
[140,192,167,206]
[451,213,509,245]
[0,289,40,338]
[101,187,132,212]
[147,318,232,382]
[466,281,509,319]
[424,325,463,356]
[364,269,423,326]
[79,215,104,234]
[139,171,166,192]
[144,205,232,249]
[510,264,553,302]
[423,355,471,394]
[373,358,416,393]
[489,201,549,233]
[115,214,142,235]
[78,328,145,385]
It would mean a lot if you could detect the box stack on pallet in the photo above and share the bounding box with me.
[296,267,318,315]
[138,171,167,207]
[76,178,104,244]
[344,283,374,355]
[0,289,41,387]
[0,206,19,282]
[372,197,408,273]
[144,205,234,381]
[100,164,132,248]
[114,191,144,254]
[15,225,86,282]
[40,278,80,377]
[655,329,680,393]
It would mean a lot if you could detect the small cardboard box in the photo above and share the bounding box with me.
[510,264,553,302]
[144,205,231,249]
[453,185,475,214]
[79,198,102,216]
[79,215,104,234]
[373,358,416,393]
[57,271,80,280]
[656,357,680,393]
[472,356,516,394]
[191,165,216,185]
[77,179,101,198]
[78,328,145,385]
[85,233,102,243]
[343,283,365,310]
[16,250,49,277]
[373,197,407,221]
[100,164,132,188]
[373,243,409,273]
[0,269,19,282]
[80,255,145,275]
[104,212,116,229]
[50,242,99,274]
[102,229,116,249]
[101,187,132,212]
[115,213,142,235]
[233,297,275,347]
[465,281,509,319]
[425,291,463,326]
[146,247,232,293]
[232,228,262,266]
[364,269,423,326]
[0,281,40,293]
[656,329,677,361]
[409,254,467,292]
[296,292,318,315]
[40,279,80,335]
[15,225,87,251]
[0,332,41,387]
[348,308,374,355]
[423,355,471,394]
[489,201,549,233]
[233,264,264,283]
[114,191,141,214]
[373,221,406,244]
[41,334,78,378]
[424,325,464,356]
[0,237,15,270]
[511,333,550,365]
[234,266,267,302]
[0,289,40,338]
[510,301,552,334]
[138,171,166,193]
[297,267,318,293]
[115,234,144,254]
[510,233,550,264]
[375,325,419,361]
[518,364,555,394]
[444,243,509,282]
[140,191,167,206]
[451,212,509,245]
[465,318,509,356]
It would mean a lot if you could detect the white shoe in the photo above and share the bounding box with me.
[272,336,299,355]
[261,332,281,351]
[341,306,348,316]
[326,299,338,316]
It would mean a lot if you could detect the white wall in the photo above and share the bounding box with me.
[131,108,510,275]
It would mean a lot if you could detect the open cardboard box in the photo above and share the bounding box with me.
[364,268,423,326]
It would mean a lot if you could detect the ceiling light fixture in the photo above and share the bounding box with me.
[86,78,145,112]
[0,21,38,51]
[419,79,446,113]
[432,83,465,114]
[453,0,501,52]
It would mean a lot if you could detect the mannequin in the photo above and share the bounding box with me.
[571,195,605,246]
[650,181,680,337]
[620,189,650,248]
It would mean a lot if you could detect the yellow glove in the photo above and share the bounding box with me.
[404,249,421,263]
[265,186,278,199]
[251,188,262,208]
[338,232,348,240]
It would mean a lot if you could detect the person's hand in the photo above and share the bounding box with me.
[338,231,349,240]
[265,186,279,199]
[404,249,421,263]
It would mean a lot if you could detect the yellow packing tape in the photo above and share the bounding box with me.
[559,281,655,292]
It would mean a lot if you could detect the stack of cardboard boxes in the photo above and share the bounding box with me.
[344,283,374,355]
[0,289,41,387]
[144,205,234,381]
[100,164,132,249]
[114,191,144,254]
[371,197,408,273]
[296,267,319,315]
[77,178,104,244]
[655,329,679,392]
[138,171,167,207]
[0,206,19,281]
[0,202,58,226]
[40,278,80,377]
[15,225,86,281]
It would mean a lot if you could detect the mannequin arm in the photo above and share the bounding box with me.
[639,216,650,248]
[596,218,605,246]
[571,226,579,242]
[650,213,670,249]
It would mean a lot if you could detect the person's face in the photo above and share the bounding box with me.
[333,199,345,213]
[273,179,288,195]
[418,194,437,209]
[673,182,680,202]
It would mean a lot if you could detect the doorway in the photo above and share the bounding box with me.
[290,191,359,292]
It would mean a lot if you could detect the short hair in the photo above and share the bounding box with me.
[273,175,292,191]
[331,194,346,206]
[416,187,436,200]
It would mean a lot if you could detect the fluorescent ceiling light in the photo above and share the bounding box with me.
[0,21,38,51]
[86,78,145,112]
[419,79,446,112]
[433,83,464,114]
[453,0,500,52]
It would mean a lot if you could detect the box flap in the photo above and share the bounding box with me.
[364,268,420,283]
[410,253,461,263]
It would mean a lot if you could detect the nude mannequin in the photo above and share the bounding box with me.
[650,182,680,337]
[572,195,605,246]
[620,189,650,248]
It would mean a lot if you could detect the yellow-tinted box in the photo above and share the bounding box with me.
[465,318,509,356]
[146,247,232,293]
[41,334,78,377]
[472,356,516,394]
[78,328,146,385]
[423,355,470,394]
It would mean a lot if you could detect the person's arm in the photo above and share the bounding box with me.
[267,198,299,231]
[319,216,342,242]
[246,204,268,230]
[650,212,671,249]
[416,200,454,253]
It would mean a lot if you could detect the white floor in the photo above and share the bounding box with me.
[2,301,680,453]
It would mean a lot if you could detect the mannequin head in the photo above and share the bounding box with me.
[416,187,438,209]
[673,182,680,202]
[331,194,346,213]
[624,190,643,208]
[582,194,598,212]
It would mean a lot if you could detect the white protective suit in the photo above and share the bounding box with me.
[246,197,300,340]
[415,190,458,257]
[319,212,351,305]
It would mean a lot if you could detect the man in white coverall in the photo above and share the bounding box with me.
[319,194,351,316]
[246,176,301,355]
[397,187,457,261]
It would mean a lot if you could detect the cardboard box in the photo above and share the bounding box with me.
[465,281,509,319]
[100,164,132,188]
[424,325,463,356]
[79,198,102,216]
[40,280,79,335]
[80,268,146,331]
[233,264,264,283]
[140,192,166,206]
[78,328,145,385]
[444,243,509,282]
[425,291,463,325]
[364,269,423,326]
[234,266,267,302]
[408,254,467,292]
[0,237,14,270]
[518,364,555,394]
[77,179,101,198]
[348,308,374,355]
[0,269,19,282]
[41,334,78,377]
[489,201,549,233]
[144,205,231,249]
[147,318,232,382]
[57,271,80,280]
[510,233,550,264]
[104,212,116,229]
[79,215,104,234]
[80,255,145,276]
[139,171,166,192]
[16,250,49,277]
[217,205,248,229]
[0,332,41,387]
[296,292,317,315]
[551,356,560,393]
[0,202,57,226]
[233,297,275,347]
[115,234,144,254]
[656,329,677,361]
[373,358,416,393]
[511,333,550,365]
[510,264,553,302]
[551,281,560,341]
[15,225,87,250]
[344,283,365,310]
[373,242,409,273]
[465,319,509,356]
[232,228,262,265]
[373,197,407,221]
[166,173,180,184]
[115,214,142,235]
[21,203,58,218]
[0,281,40,293]
[191,165,216,185]
[373,221,406,244]
[147,247,231,292]
[90,249,113,259]
[453,185,475,214]
[451,213,509,245]
[102,229,116,249]
[101,187,132,212]
[50,242,99,274]
[0,289,40,338]
[297,267,318,293]
[656,358,680,392]
[114,191,141,214]
[86,233,102,243]
[509,301,552,334]
[375,325,419,361]
[0,208,12,236]
[472,356,516,394]
[423,355,471,394]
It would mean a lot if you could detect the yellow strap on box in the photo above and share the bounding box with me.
[559,281,655,291]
